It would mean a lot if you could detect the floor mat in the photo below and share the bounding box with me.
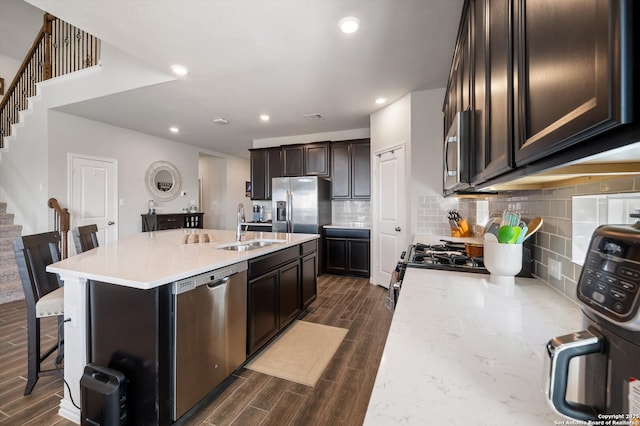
[245,320,348,387]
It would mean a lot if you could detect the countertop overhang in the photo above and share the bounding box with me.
[47,229,318,290]
[365,267,582,425]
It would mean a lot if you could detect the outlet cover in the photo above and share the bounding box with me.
[549,259,562,280]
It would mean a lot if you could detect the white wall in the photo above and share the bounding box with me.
[370,93,412,285]
[0,54,20,103]
[370,93,412,234]
[197,154,250,230]
[0,41,178,234]
[199,154,227,229]
[47,112,250,237]
[224,155,251,230]
[48,111,200,236]
[368,89,445,285]
[410,88,446,228]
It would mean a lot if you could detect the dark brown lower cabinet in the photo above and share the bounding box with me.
[278,261,301,329]
[247,242,317,355]
[248,270,279,356]
[324,228,370,278]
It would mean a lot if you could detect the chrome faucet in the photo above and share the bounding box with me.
[236,203,245,241]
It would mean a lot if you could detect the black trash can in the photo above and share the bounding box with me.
[80,363,128,426]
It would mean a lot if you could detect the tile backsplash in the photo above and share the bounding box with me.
[416,196,478,236]
[421,176,640,304]
[332,200,371,227]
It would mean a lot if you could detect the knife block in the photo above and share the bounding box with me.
[450,218,472,238]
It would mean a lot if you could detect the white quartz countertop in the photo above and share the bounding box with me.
[323,224,371,230]
[47,229,317,290]
[364,268,582,425]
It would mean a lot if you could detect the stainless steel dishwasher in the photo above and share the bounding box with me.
[171,261,248,420]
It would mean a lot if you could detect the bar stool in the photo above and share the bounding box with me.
[12,231,64,395]
[72,224,99,254]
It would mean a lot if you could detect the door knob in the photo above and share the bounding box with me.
[108,221,115,225]
[395,226,401,232]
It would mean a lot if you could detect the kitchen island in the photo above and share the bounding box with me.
[365,267,582,425]
[47,228,318,425]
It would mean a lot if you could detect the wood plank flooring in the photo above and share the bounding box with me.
[0,274,393,425]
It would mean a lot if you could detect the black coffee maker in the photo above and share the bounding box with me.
[545,220,640,421]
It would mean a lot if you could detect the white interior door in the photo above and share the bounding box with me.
[373,145,406,288]
[70,155,118,253]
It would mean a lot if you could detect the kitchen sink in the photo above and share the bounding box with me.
[215,239,285,251]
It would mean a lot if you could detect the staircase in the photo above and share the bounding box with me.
[0,202,23,304]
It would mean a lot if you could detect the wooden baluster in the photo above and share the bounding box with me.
[43,14,52,80]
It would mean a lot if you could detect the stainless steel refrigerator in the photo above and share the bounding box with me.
[271,176,331,234]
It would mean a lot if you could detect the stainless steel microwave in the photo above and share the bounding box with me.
[443,111,471,191]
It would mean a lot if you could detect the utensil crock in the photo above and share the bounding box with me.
[484,240,523,286]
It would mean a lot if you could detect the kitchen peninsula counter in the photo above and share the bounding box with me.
[365,268,582,425]
[47,228,318,424]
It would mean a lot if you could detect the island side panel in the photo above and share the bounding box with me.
[88,281,172,426]
[57,274,89,425]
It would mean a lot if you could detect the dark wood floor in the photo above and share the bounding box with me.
[0,274,393,425]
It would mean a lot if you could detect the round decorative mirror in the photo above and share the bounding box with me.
[145,161,182,201]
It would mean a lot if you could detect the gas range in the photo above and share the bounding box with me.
[386,240,488,311]
[403,241,489,274]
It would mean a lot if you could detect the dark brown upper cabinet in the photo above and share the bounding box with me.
[445,0,632,193]
[331,139,371,200]
[250,147,282,200]
[282,142,330,177]
[471,0,514,184]
[512,0,631,166]
[444,4,472,135]
[303,141,331,177]
[282,144,304,176]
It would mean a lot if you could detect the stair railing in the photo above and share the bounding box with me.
[48,198,70,259]
[0,13,100,148]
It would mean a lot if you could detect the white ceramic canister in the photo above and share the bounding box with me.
[483,240,523,286]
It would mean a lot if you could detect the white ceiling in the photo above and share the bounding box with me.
[9,0,463,159]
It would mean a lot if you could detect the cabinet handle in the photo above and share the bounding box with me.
[395,226,401,232]
[108,221,115,225]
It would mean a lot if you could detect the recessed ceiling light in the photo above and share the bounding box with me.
[260,114,270,122]
[339,16,360,34]
[169,126,180,133]
[170,64,189,76]
[375,97,387,105]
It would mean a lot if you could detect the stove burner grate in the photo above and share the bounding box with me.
[407,242,487,272]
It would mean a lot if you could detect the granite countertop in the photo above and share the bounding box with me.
[364,268,582,425]
[47,229,317,290]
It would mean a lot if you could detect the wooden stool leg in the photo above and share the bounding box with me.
[24,314,40,395]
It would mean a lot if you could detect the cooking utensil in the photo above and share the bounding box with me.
[515,225,528,243]
[523,217,543,241]
[484,217,502,237]
[501,210,521,227]
[508,227,521,244]
[465,243,484,258]
[484,232,498,243]
[497,225,515,243]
